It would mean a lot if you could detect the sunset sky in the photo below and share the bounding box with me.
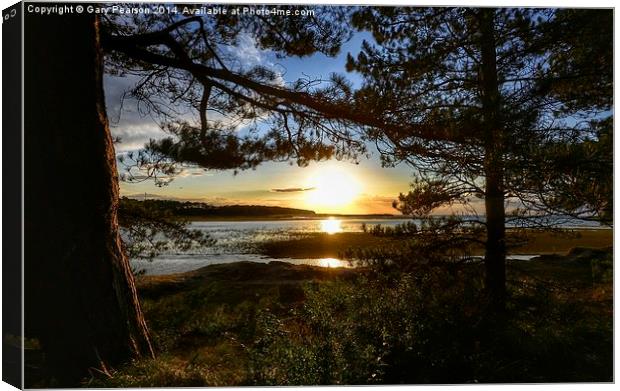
[105,29,414,215]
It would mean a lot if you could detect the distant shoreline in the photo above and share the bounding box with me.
[183,215,613,227]
[182,214,614,231]
[121,198,612,227]
[183,214,400,222]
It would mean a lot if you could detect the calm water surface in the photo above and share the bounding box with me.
[130,217,604,275]
[130,218,404,275]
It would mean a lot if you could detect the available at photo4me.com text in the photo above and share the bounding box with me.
[25,3,316,17]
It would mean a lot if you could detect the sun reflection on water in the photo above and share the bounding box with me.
[320,218,342,234]
[318,258,345,268]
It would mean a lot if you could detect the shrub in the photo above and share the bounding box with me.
[248,264,612,384]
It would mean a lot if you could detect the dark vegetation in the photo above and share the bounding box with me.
[120,197,317,219]
[259,232,398,260]
[23,218,612,387]
[22,5,613,386]
[119,197,395,220]
[119,197,214,262]
[80,245,612,387]
[347,7,613,309]
[258,229,613,259]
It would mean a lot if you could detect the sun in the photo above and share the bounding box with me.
[304,167,362,212]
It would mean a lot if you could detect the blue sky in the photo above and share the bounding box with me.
[105,24,415,214]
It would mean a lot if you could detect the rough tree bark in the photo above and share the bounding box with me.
[477,8,507,310]
[24,11,154,385]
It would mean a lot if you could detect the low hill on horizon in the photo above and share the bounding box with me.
[120,197,397,219]
[120,197,317,218]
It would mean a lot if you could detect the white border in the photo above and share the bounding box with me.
[0,1,616,391]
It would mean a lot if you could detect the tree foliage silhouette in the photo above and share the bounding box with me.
[25,6,365,384]
[24,6,611,385]
[345,7,612,307]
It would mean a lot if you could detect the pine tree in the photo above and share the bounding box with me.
[346,7,612,308]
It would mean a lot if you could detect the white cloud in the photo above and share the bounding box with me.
[111,123,168,153]
[104,34,289,154]
[104,74,170,152]
[176,168,213,178]
[234,32,264,66]
[226,32,286,87]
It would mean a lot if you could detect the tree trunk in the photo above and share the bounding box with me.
[24,12,154,385]
[477,8,507,310]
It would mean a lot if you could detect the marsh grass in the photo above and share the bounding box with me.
[258,229,612,259]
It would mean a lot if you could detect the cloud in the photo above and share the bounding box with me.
[225,32,286,87]
[104,74,171,152]
[176,168,213,178]
[234,32,264,66]
[104,32,290,153]
[271,187,316,193]
[112,123,168,153]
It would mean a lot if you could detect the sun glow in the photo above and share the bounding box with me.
[304,167,362,212]
[320,218,342,234]
[318,257,346,268]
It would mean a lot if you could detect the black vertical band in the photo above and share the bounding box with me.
[2,2,23,389]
